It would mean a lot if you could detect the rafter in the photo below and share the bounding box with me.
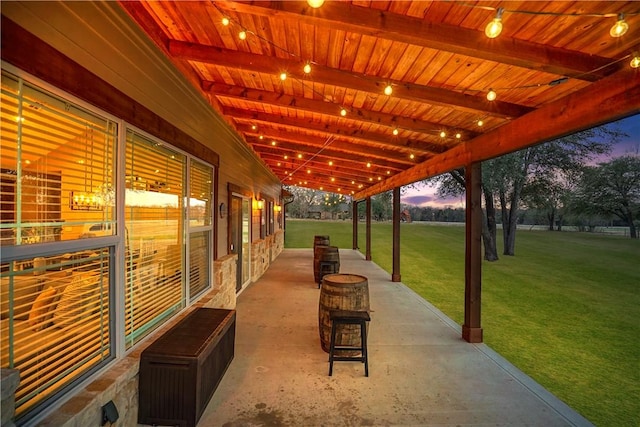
[218,1,619,82]
[208,83,473,138]
[355,67,640,199]
[237,123,435,159]
[170,40,531,119]
[247,135,419,169]
[225,107,461,154]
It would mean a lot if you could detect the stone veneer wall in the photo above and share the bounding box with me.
[2,251,250,426]
[250,230,284,282]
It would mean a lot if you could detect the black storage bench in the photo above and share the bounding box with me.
[138,308,236,427]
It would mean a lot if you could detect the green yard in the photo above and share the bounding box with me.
[284,220,640,427]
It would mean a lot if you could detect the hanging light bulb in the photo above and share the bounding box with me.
[485,8,504,39]
[307,0,325,8]
[303,63,312,74]
[439,131,446,138]
[477,119,484,127]
[239,30,247,40]
[455,133,462,139]
[340,108,347,116]
[280,72,287,81]
[610,13,629,37]
[384,85,393,96]
[486,89,497,101]
[392,128,399,136]
[630,52,640,69]
[222,17,230,26]
[409,153,415,159]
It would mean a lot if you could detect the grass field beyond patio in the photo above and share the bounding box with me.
[284,220,640,427]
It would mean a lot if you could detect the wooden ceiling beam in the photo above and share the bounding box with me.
[247,135,417,169]
[355,67,640,199]
[255,151,375,192]
[218,1,618,82]
[208,82,465,138]
[170,40,530,119]
[225,107,459,154]
[236,122,435,158]
[255,150,399,180]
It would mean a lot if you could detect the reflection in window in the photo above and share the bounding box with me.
[124,130,184,348]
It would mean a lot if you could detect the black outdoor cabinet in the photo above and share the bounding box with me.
[138,308,236,427]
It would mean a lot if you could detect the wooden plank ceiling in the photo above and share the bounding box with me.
[119,1,640,198]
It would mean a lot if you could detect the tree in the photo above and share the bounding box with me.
[284,186,320,218]
[573,155,640,238]
[371,191,392,221]
[426,125,620,259]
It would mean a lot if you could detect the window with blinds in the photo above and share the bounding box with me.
[0,72,116,246]
[124,130,185,348]
[1,251,111,415]
[188,160,213,301]
[1,71,115,421]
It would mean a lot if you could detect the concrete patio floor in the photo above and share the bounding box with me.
[199,249,592,426]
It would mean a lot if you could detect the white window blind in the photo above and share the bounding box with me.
[1,250,111,416]
[124,130,184,348]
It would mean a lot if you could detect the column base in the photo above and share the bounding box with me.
[391,273,401,282]
[462,326,483,343]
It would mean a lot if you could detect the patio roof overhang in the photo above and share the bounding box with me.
[119,1,640,199]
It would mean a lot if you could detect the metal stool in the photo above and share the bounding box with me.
[328,309,370,377]
[318,260,339,288]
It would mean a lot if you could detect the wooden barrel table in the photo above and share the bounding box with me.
[318,273,369,353]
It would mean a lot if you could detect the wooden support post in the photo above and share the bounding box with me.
[463,162,483,343]
[392,187,401,282]
[365,197,372,261]
[352,200,358,250]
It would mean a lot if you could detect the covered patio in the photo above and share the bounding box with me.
[200,249,590,426]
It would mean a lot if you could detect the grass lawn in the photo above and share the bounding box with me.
[284,219,640,427]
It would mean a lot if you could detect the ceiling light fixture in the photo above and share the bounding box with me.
[610,13,629,37]
[485,8,504,39]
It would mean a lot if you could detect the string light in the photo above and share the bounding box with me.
[384,85,393,95]
[239,30,247,40]
[392,128,399,136]
[409,154,415,159]
[307,0,325,8]
[439,131,446,138]
[340,108,347,116]
[610,13,629,37]
[222,17,230,26]
[477,120,484,127]
[271,140,277,146]
[280,72,287,81]
[485,8,504,39]
[631,53,640,68]
[303,63,312,74]
[486,89,497,101]
[366,162,371,168]
[456,133,462,139]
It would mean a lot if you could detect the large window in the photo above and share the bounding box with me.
[124,130,185,348]
[1,69,217,423]
[0,71,116,420]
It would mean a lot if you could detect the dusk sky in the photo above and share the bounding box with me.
[401,114,640,208]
